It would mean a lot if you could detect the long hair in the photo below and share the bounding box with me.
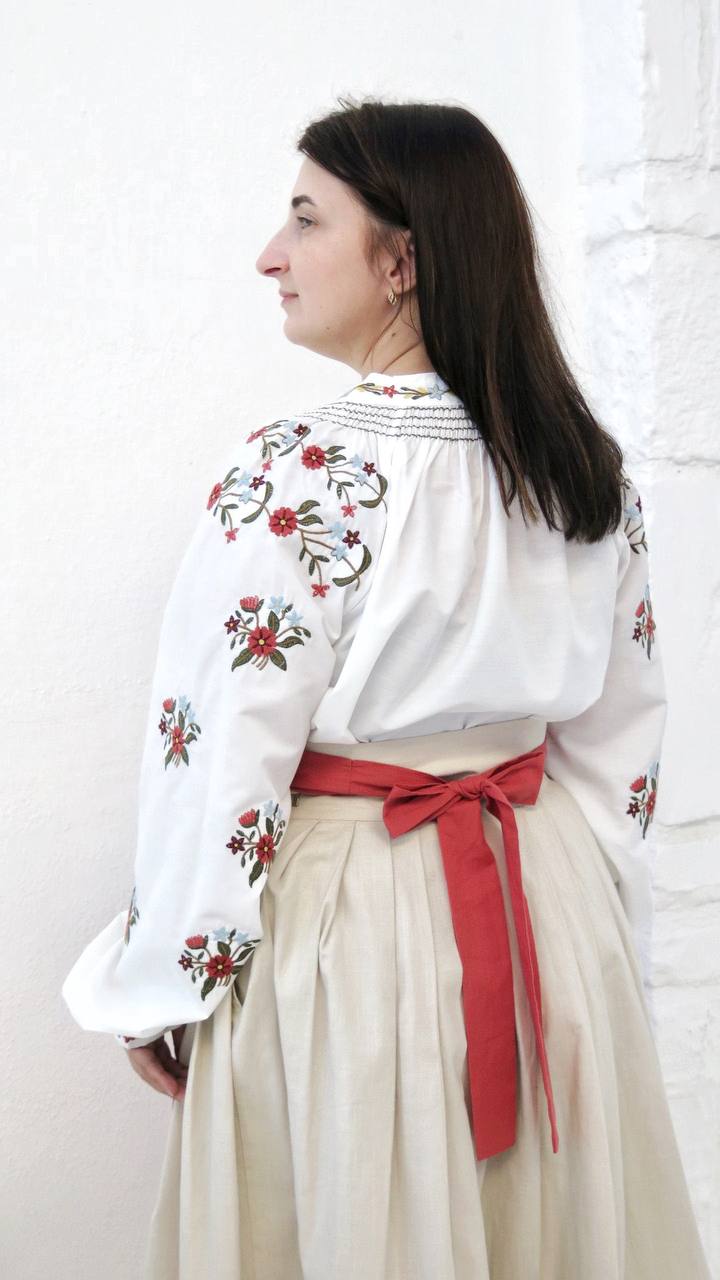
[296,95,626,544]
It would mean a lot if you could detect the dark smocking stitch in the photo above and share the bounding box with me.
[290,400,480,441]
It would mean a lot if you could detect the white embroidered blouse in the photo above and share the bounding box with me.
[61,369,667,1049]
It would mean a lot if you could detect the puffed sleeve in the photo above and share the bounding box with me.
[543,474,668,994]
[61,413,385,1048]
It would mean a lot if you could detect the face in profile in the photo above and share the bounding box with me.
[255,156,416,372]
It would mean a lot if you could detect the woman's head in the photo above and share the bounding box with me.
[255,154,432,376]
[257,95,625,543]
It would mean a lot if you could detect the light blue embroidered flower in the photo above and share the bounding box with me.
[286,609,303,625]
[237,470,253,486]
[332,542,347,560]
[213,926,230,943]
[328,520,347,539]
[228,927,251,944]
[349,453,365,469]
[424,374,448,399]
[262,799,278,818]
[238,488,253,504]
[178,695,195,722]
[269,594,286,611]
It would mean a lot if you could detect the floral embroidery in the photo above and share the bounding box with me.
[621,476,648,554]
[238,422,389,511]
[123,885,139,945]
[205,420,388,601]
[246,417,312,455]
[209,468,375,595]
[225,800,287,887]
[224,594,310,671]
[159,695,202,769]
[627,761,659,835]
[178,926,259,1000]
[633,584,656,658]
[353,374,454,402]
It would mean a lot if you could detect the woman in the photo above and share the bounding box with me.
[62,96,711,1278]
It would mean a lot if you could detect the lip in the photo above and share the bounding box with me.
[279,292,298,301]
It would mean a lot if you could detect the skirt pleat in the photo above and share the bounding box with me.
[142,717,711,1280]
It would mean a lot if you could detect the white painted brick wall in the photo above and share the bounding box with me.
[578,2,720,1268]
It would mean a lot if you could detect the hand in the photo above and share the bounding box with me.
[127,1027,189,1101]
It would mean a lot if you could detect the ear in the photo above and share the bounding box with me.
[391,230,417,294]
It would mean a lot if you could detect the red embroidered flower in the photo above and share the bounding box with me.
[302,444,326,469]
[343,529,361,547]
[178,954,193,970]
[269,506,298,537]
[239,595,260,612]
[635,600,645,617]
[246,426,269,442]
[646,791,656,816]
[341,502,357,516]
[250,474,265,490]
[238,808,259,826]
[206,482,223,510]
[256,833,276,864]
[225,528,237,541]
[171,725,186,755]
[162,697,175,712]
[294,422,310,437]
[381,384,397,397]
[206,952,234,980]
[312,583,330,597]
[362,461,376,475]
[185,934,207,949]
[247,625,277,656]
[224,615,240,633]
[629,774,647,793]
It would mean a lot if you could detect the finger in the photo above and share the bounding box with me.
[128,1047,187,1100]
[155,1041,188,1081]
[146,1061,186,1100]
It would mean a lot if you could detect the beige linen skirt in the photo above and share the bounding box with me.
[142,716,711,1280]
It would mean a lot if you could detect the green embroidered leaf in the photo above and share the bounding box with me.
[249,859,265,887]
[269,650,287,670]
[240,506,266,525]
[201,976,217,1000]
[360,473,388,507]
[231,647,254,670]
[267,610,280,633]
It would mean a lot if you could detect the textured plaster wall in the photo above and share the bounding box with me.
[576,2,720,1267]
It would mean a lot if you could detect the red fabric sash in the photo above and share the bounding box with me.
[290,736,560,1161]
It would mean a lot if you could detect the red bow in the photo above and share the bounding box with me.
[291,738,559,1160]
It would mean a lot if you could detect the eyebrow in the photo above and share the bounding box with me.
[290,195,318,209]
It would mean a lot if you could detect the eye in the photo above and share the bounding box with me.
[296,216,314,229]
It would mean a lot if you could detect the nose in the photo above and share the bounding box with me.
[255,233,290,279]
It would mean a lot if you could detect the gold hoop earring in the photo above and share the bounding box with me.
[387,288,397,306]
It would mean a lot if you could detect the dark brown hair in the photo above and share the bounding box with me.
[296,94,626,544]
